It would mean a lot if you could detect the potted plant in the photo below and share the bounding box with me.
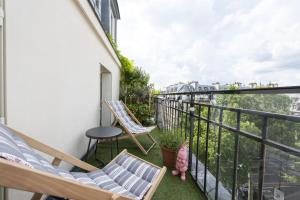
[159,132,183,168]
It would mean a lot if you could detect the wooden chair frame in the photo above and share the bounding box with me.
[104,100,157,155]
[0,127,166,200]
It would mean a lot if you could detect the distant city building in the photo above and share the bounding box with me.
[165,81,216,93]
[291,97,300,116]
[249,82,258,88]
[267,82,279,88]
[249,152,300,200]
[164,81,279,94]
[213,82,250,90]
[212,82,220,90]
[165,82,185,93]
[164,81,216,102]
[214,82,279,90]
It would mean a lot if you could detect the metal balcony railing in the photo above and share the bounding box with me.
[153,86,300,200]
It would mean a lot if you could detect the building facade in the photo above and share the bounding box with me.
[165,81,216,94]
[90,0,120,42]
[0,0,121,199]
[291,97,300,116]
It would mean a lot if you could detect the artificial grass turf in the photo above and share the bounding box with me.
[86,128,206,200]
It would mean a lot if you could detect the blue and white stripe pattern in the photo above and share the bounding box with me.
[0,124,160,199]
[0,124,33,168]
[106,101,153,134]
[0,124,59,174]
[62,153,161,199]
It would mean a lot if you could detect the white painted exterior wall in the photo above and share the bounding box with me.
[3,0,121,199]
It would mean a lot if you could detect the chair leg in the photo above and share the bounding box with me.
[145,142,156,154]
[145,134,157,154]
[131,136,148,155]
[105,132,157,155]
[110,132,155,141]
[111,119,118,127]
[146,133,157,152]
[116,134,131,140]
[147,133,158,144]
[31,193,43,200]
[130,133,157,155]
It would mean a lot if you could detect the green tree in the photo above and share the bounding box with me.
[108,35,153,124]
[183,91,300,194]
[211,93,298,192]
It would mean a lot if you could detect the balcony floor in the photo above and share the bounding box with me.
[86,128,206,200]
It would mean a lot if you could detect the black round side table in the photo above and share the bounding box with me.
[85,127,122,166]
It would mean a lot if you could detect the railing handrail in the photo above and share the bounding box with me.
[154,98,300,122]
[156,85,300,95]
[154,89,300,200]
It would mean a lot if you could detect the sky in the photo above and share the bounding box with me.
[117,0,300,90]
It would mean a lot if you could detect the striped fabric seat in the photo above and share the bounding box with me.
[0,124,59,174]
[0,125,33,168]
[106,101,153,134]
[105,100,157,155]
[0,124,161,200]
[100,153,160,199]
[56,153,160,199]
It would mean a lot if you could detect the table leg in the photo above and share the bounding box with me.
[110,138,113,160]
[116,136,119,153]
[94,140,105,167]
[95,139,98,161]
[86,138,91,161]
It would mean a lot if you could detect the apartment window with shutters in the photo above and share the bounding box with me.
[110,14,115,38]
[95,0,101,17]
[91,0,101,17]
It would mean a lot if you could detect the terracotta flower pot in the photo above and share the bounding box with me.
[161,146,177,168]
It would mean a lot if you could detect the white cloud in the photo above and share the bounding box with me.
[118,0,300,89]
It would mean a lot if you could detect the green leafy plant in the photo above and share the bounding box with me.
[127,104,154,125]
[159,132,184,151]
[108,35,153,126]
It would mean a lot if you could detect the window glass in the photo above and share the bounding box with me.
[96,0,101,16]
[111,14,115,37]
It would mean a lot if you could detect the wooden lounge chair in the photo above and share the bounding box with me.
[104,100,157,155]
[0,124,166,200]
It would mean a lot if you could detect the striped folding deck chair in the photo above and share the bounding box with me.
[105,100,157,155]
[0,124,166,200]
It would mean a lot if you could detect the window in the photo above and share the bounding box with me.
[110,14,115,39]
[91,0,101,17]
[96,0,101,15]
[95,0,100,8]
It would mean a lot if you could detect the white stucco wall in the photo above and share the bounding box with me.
[4,0,120,199]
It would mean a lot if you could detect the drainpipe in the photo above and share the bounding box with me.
[0,0,6,126]
[0,1,6,199]
[0,3,4,198]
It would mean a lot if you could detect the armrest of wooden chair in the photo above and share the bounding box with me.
[10,128,98,172]
[0,159,132,200]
